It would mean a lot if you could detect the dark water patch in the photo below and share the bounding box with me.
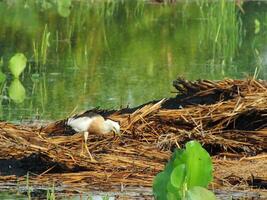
[224,109,267,131]
[248,176,267,189]
[0,153,72,176]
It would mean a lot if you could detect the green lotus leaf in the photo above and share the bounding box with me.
[182,141,213,188]
[167,181,181,200]
[57,0,71,17]
[184,186,216,200]
[172,149,186,167]
[153,149,185,200]
[153,171,169,200]
[8,53,27,78]
[0,70,6,83]
[170,164,186,189]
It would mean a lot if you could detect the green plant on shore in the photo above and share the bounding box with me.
[26,172,32,200]
[46,183,56,200]
[25,173,56,200]
[153,140,215,200]
[102,195,110,200]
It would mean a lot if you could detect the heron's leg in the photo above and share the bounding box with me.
[80,136,84,156]
[84,131,88,141]
[83,131,95,161]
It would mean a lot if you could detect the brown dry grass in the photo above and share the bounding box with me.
[0,78,266,198]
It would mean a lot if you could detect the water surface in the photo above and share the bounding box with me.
[0,1,266,122]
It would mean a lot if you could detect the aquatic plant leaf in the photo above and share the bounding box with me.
[167,191,179,200]
[172,149,186,167]
[184,186,216,200]
[8,79,26,103]
[182,141,213,188]
[0,71,6,83]
[167,149,184,171]
[167,181,181,200]
[153,149,184,200]
[0,58,6,83]
[8,53,27,78]
[57,0,71,17]
[170,164,186,189]
[153,141,213,199]
[153,171,169,200]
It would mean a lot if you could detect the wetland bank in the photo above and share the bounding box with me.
[0,0,266,199]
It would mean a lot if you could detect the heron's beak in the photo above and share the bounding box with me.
[112,128,121,136]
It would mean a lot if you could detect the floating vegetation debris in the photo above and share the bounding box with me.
[0,77,266,199]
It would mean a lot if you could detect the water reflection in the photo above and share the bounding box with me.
[0,1,266,122]
[8,79,26,104]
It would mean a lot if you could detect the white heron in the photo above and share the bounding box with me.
[66,112,120,161]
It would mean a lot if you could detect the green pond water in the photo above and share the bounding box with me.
[0,1,267,122]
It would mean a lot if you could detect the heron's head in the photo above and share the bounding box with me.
[104,119,120,135]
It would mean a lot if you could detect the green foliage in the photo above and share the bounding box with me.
[46,183,56,200]
[182,141,213,188]
[153,141,215,200]
[26,172,32,200]
[57,0,72,17]
[153,150,183,199]
[0,58,6,83]
[33,24,50,67]
[185,186,216,200]
[8,53,27,78]
[170,164,186,189]
[102,195,110,200]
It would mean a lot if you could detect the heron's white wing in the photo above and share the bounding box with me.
[67,117,93,132]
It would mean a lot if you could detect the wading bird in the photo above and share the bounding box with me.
[66,112,120,161]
